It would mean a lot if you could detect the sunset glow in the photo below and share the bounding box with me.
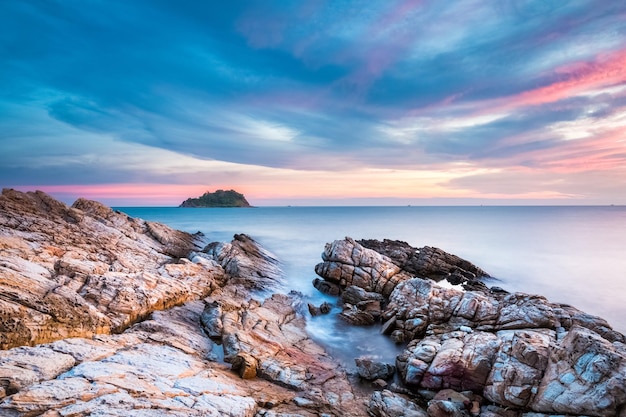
[2,1,626,206]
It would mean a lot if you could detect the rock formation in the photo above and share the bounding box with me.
[314,237,626,416]
[0,190,368,416]
[0,189,222,350]
[2,191,625,417]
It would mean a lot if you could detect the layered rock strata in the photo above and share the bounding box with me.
[3,191,625,417]
[0,189,223,350]
[314,237,626,417]
[0,190,368,416]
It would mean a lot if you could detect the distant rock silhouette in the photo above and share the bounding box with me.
[179,189,251,207]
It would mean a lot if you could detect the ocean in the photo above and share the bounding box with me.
[118,205,626,366]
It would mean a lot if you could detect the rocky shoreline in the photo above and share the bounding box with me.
[0,189,624,416]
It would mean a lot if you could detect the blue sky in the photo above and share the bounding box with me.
[1,0,626,205]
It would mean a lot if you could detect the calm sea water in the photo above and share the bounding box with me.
[118,206,626,365]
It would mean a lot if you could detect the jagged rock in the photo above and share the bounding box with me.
[428,390,472,417]
[4,191,626,417]
[0,288,367,416]
[354,357,395,380]
[232,352,259,379]
[0,192,370,417]
[339,305,377,326]
[312,277,342,296]
[426,399,468,417]
[200,300,223,339]
[314,238,491,301]
[395,324,626,416]
[530,325,626,416]
[368,390,427,417]
[203,233,283,292]
[0,189,223,350]
[358,239,489,283]
[341,286,386,305]
[384,278,624,343]
[314,237,413,297]
[307,302,332,316]
[315,236,626,416]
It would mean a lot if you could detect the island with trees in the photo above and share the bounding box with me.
[179,189,252,208]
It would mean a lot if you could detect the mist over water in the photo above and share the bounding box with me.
[119,206,626,365]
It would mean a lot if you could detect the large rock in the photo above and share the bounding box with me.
[384,278,624,345]
[386,279,626,416]
[355,357,396,380]
[0,189,225,349]
[315,237,626,417]
[358,239,489,282]
[314,238,490,299]
[314,237,413,297]
[0,191,370,416]
[368,389,427,417]
[203,233,283,292]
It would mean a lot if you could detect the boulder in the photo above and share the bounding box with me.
[355,357,395,380]
[368,389,427,417]
[314,238,490,300]
[341,285,386,305]
[358,239,489,282]
[232,352,258,379]
[307,302,332,316]
[203,233,283,292]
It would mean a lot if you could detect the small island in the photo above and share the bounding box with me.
[179,189,252,208]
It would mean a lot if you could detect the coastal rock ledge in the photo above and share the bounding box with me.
[314,237,626,417]
[0,190,365,416]
[0,189,624,417]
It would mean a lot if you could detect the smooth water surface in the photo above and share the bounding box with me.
[118,206,626,364]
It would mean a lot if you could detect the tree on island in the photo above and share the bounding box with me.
[179,190,252,208]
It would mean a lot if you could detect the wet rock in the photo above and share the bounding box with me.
[314,237,413,297]
[203,233,283,292]
[339,305,377,326]
[308,302,332,317]
[341,285,385,305]
[200,299,223,339]
[312,277,342,296]
[426,399,468,417]
[355,357,395,380]
[368,390,428,417]
[358,239,489,283]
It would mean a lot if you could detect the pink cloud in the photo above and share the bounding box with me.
[509,48,626,108]
[330,0,424,97]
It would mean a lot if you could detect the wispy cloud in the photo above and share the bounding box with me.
[1,0,626,204]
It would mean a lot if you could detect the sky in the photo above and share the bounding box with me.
[1,0,626,206]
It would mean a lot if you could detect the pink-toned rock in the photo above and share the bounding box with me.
[315,237,626,416]
[0,189,224,349]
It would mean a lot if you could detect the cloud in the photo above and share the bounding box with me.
[1,0,626,204]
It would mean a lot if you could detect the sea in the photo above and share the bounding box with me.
[117,205,626,367]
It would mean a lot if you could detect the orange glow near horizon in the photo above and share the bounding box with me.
[11,165,482,205]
